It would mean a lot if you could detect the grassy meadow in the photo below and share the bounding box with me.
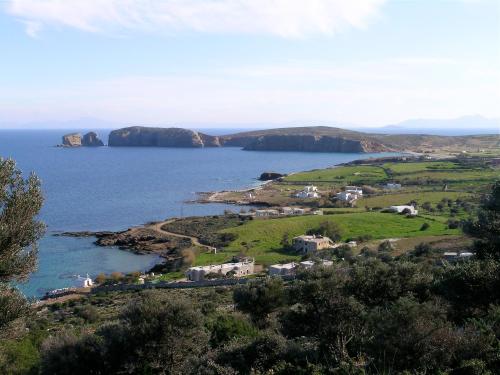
[215,212,459,265]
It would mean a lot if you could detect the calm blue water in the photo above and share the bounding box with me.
[0,129,396,297]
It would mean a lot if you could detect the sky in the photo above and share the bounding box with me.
[0,0,499,128]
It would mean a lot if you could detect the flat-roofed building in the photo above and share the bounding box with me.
[268,262,297,276]
[292,235,334,254]
[186,258,254,281]
[255,209,280,217]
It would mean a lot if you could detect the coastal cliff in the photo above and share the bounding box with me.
[102,125,499,153]
[241,134,387,153]
[108,126,221,148]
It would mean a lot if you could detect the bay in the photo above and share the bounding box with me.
[0,129,396,297]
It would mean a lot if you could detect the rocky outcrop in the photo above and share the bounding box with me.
[61,132,104,147]
[108,126,221,148]
[62,133,82,147]
[242,135,388,153]
[82,132,104,146]
[259,172,285,181]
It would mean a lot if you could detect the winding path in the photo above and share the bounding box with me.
[146,220,216,252]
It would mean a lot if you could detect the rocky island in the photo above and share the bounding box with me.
[108,126,220,147]
[61,132,104,147]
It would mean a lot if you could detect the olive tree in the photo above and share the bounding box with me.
[0,158,44,333]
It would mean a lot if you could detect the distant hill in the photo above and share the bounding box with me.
[356,115,500,135]
[106,125,500,154]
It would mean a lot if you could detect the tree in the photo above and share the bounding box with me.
[378,240,393,252]
[307,221,343,242]
[402,207,412,215]
[95,273,106,284]
[422,201,432,211]
[280,232,291,250]
[412,242,433,257]
[463,181,500,260]
[0,158,44,334]
[233,278,285,327]
[420,222,430,231]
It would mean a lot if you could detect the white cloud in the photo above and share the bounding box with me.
[6,0,387,38]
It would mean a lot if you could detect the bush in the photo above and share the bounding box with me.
[209,314,257,347]
[110,272,123,282]
[307,221,343,242]
[73,305,99,323]
[234,278,285,327]
[420,222,430,231]
[378,240,393,252]
[95,273,106,284]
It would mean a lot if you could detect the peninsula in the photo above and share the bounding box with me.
[105,125,499,154]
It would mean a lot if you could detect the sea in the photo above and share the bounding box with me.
[0,129,397,297]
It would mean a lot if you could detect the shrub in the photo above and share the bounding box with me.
[209,314,257,347]
[110,272,123,282]
[95,273,106,284]
[378,240,393,252]
[420,223,430,231]
[234,278,285,327]
[73,305,99,323]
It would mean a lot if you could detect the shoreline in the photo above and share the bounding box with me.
[192,153,422,206]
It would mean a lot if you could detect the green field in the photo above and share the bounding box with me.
[281,160,497,191]
[210,212,460,265]
[360,191,473,208]
[383,161,498,184]
[382,161,460,173]
[284,165,388,185]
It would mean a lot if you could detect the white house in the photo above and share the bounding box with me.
[443,252,474,262]
[336,191,360,203]
[385,183,402,190]
[281,207,294,215]
[345,186,363,196]
[268,262,297,276]
[299,259,334,269]
[75,274,93,288]
[320,259,334,267]
[255,209,280,217]
[292,235,334,254]
[299,260,315,269]
[388,205,418,215]
[293,207,306,215]
[186,258,255,281]
[296,185,320,199]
